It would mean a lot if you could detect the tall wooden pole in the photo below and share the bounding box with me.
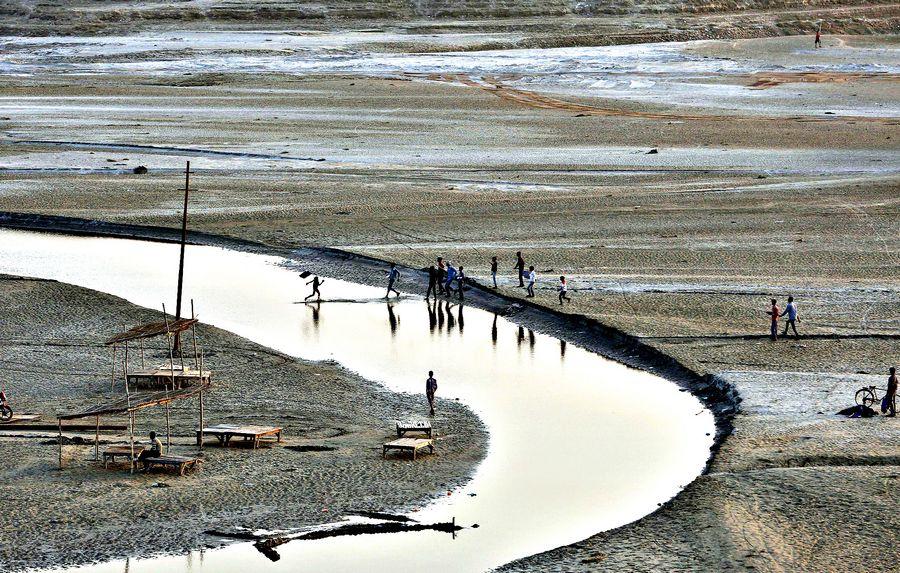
[163,304,174,452]
[174,160,191,353]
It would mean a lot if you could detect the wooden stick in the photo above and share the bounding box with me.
[95,415,99,462]
[129,411,135,474]
[139,338,145,370]
[110,345,116,392]
[198,348,205,451]
[191,299,200,370]
[58,418,63,469]
[163,304,174,452]
[174,160,191,353]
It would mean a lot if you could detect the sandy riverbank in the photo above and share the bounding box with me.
[0,26,897,572]
[0,276,486,571]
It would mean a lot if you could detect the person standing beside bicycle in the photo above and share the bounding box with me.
[884,367,897,417]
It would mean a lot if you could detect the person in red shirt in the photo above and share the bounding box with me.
[815,27,822,48]
[766,298,780,341]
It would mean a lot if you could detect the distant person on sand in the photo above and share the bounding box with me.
[514,251,526,287]
[437,257,446,295]
[426,370,438,415]
[445,261,458,296]
[425,265,438,299]
[526,266,536,298]
[780,295,800,338]
[558,276,571,305]
[815,26,822,48]
[883,367,897,417]
[456,265,466,300]
[138,431,163,470]
[766,298,780,341]
[490,256,499,288]
[386,263,401,298]
[304,275,324,302]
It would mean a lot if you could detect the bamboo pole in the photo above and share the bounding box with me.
[110,345,116,391]
[198,349,204,451]
[124,340,133,474]
[174,160,191,354]
[129,411,135,474]
[191,299,200,370]
[95,415,100,462]
[163,305,174,452]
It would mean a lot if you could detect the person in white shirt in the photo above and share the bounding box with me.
[558,276,571,304]
[526,266,536,298]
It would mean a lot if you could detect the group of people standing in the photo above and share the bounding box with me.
[420,252,571,305]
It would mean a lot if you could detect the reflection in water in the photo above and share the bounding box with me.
[428,302,437,332]
[437,301,445,330]
[458,304,465,332]
[308,301,321,328]
[491,314,498,345]
[446,302,456,331]
[560,339,566,357]
[0,229,715,573]
[387,303,399,335]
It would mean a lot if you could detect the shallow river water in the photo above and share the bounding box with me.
[1,228,714,572]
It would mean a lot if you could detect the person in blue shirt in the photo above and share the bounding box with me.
[385,263,401,298]
[780,295,800,338]
[444,262,457,296]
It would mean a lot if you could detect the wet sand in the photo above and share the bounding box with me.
[0,276,486,571]
[0,25,898,573]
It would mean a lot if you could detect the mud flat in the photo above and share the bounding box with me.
[0,25,897,573]
[0,276,486,571]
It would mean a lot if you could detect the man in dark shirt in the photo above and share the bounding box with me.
[514,251,525,287]
[437,257,446,295]
[490,256,499,288]
[885,367,897,417]
[425,265,438,299]
[425,371,438,415]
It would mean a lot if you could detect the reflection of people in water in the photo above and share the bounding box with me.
[305,276,324,301]
[457,303,464,331]
[387,303,398,334]
[427,300,437,332]
[446,301,456,331]
[560,339,566,357]
[517,325,525,347]
[491,314,498,344]
[528,329,535,348]
[437,300,445,330]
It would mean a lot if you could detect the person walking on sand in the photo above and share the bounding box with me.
[445,261,457,296]
[526,266,536,298]
[766,298,780,341]
[437,257,446,295]
[456,265,466,301]
[425,265,438,300]
[138,431,163,470]
[514,251,526,287]
[883,367,897,417]
[426,370,438,415]
[490,256,499,289]
[304,275,325,302]
[558,276,571,305]
[814,25,822,48]
[386,263,401,298]
[780,295,800,338]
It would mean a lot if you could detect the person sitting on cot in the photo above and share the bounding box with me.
[138,431,163,470]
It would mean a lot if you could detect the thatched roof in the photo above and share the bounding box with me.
[105,318,197,345]
[57,382,209,420]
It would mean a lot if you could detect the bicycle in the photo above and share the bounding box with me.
[0,390,12,422]
[854,385,886,408]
